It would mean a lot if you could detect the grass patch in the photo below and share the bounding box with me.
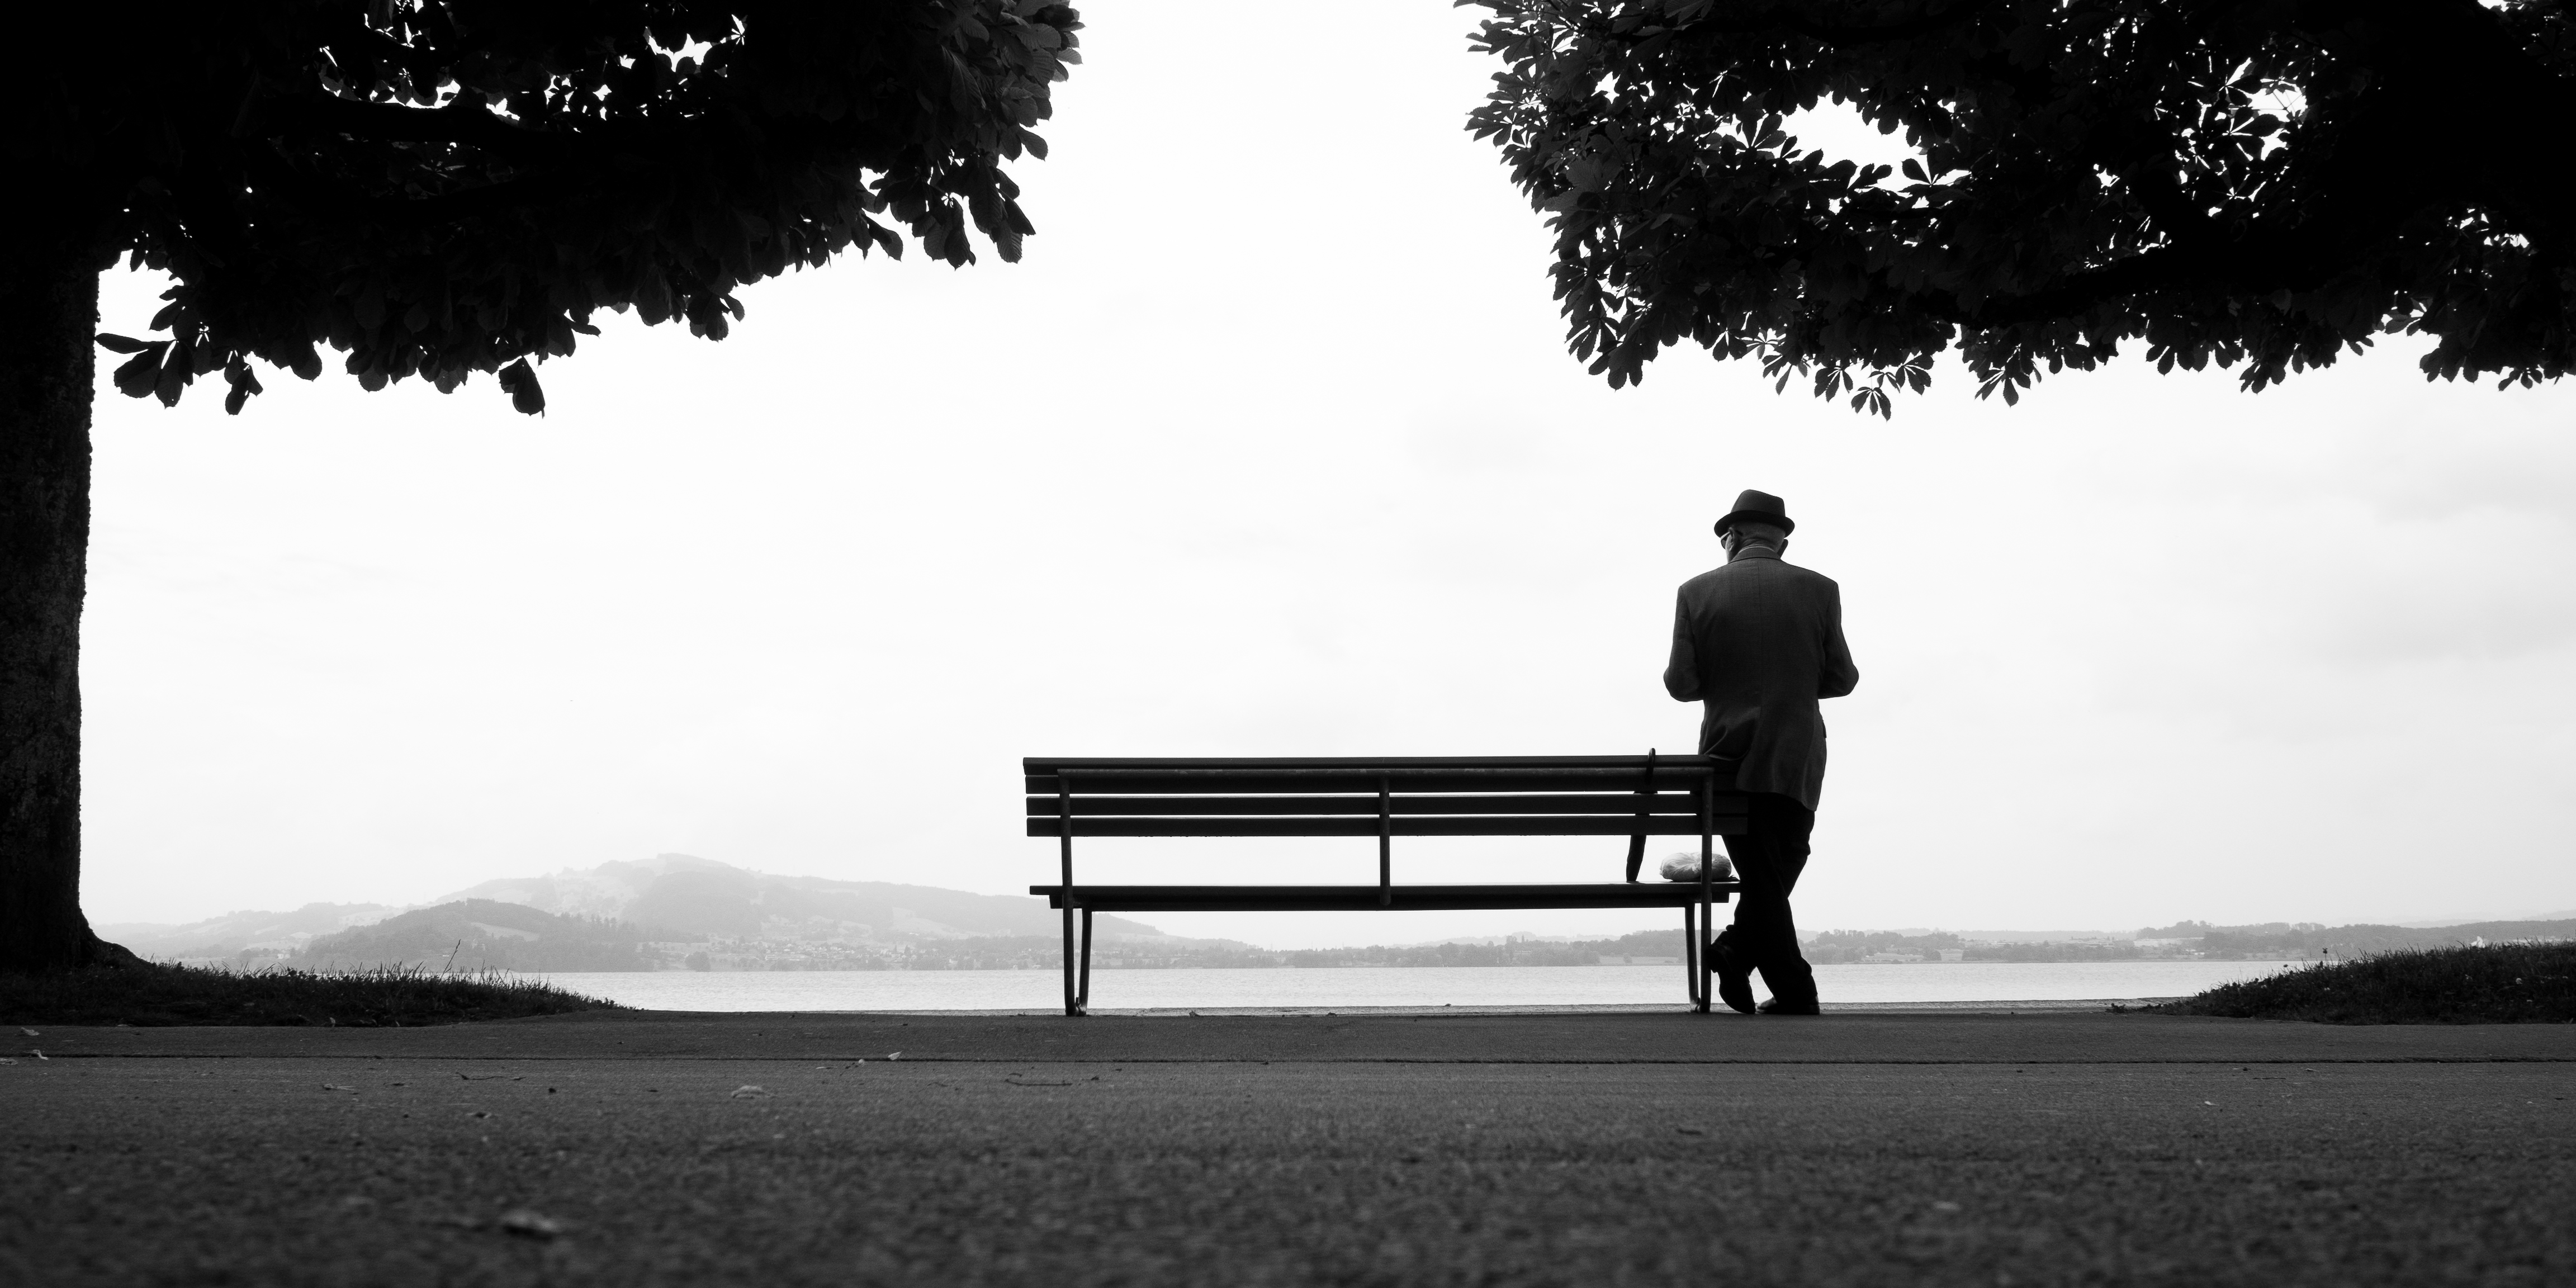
[0,961,614,1027]
[2142,942,2576,1024]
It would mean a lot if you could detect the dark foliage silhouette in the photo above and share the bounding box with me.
[1,1,1078,970]
[1465,0,2576,414]
[2152,943,2576,1023]
[0,960,609,1027]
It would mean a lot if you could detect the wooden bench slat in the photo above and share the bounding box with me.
[1022,816,1746,839]
[1031,883,1736,911]
[1026,755,1708,770]
[1026,769,1719,795]
[1021,792,1727,818]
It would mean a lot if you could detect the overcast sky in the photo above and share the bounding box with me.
[82,2,2576,946]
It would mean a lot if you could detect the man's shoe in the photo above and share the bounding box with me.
[1756,997,1821,1016]
[1709,940,1756,1014]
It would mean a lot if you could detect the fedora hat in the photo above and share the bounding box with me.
[1714,489,1794,537]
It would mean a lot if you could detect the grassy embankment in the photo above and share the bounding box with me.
[0,961,612,1027]
[2150,942,2576,1023]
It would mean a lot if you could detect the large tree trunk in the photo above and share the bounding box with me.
[0,238,118,972]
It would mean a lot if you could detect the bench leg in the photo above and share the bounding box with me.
[1062,902,1086,1017]
[1683,903,1710,1012]
[1681,905,1695,1008]
[1698,903,1710,1011]
[1698,896,1713,1014]
[1077,907,1094,1014]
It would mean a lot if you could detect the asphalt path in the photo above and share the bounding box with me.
[17,1008,2576,1063]
[4,1012,2571,1286]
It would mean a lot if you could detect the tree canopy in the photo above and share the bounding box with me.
[49,0,1081,415]
[2,0,1078,973]
[1465,0,2576,414]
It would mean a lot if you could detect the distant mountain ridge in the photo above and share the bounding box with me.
[97,902,406,963]
[293,899,679,973]
[104,855,1196,964]
[432,853,1177,945]
[97,860,2576,964]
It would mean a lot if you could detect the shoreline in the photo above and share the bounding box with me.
[697,996,2187,1017]
[512,959,2313,1014]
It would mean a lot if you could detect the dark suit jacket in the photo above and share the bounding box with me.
[1663,550,1858,811]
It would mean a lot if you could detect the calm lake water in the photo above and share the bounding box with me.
[532,959,2313,1013]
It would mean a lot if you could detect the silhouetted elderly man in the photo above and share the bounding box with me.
[1664,490,1858,1016]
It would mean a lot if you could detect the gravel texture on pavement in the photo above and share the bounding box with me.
[3,1012,2570,1287]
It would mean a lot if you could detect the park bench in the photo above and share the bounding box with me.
[1026,754,1747,1015]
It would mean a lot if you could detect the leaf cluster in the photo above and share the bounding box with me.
[25,0,1080,414]
[1464,0,2576,414]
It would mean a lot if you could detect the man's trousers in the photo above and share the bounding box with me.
[1715,792,1817,1005]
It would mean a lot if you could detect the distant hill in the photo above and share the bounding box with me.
[2158,919,2576,956]
[290,899,679,973]
[101,855,1191,965]
[111,856,2565,963]
[432,853,1178,945]
[2395,910,2576,928]
[96,902,406,963]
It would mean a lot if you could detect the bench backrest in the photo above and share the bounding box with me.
[1023,755,1745,840]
